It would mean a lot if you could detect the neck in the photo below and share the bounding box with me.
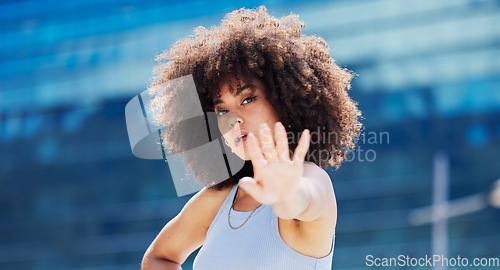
[232,186,261,212]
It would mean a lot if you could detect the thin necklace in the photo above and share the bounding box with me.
[228,187,261,229]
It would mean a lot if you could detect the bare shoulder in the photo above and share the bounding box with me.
[180,184,234,232]
[185,185,233,220]
[303,161,332,182]
[143,184,234,265]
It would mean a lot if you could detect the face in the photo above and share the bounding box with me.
[214,76,280,160]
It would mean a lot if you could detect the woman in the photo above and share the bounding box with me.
[143,6,362,269]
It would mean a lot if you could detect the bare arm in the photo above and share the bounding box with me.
[272,162,336,222]
[141,187,231,269]
[141,257,182,270]
[240,122,336,222]
[238,122,336,257]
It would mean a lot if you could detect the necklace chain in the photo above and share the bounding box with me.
[228,187,261,229]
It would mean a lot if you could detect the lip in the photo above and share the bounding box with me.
[233,130,249,147]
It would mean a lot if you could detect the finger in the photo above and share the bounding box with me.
[239,177,263,200]
[292,129,310,165]
[259,123,277,161]
[274,122,290,161]
[246,132,268,167]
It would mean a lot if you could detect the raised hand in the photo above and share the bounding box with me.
[239,122,310,205]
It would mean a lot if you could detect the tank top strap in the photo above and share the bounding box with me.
[206,184,239,236]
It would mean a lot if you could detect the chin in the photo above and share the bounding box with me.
[234,151,250,161]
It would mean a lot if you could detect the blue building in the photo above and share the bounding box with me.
[1,0,499,269]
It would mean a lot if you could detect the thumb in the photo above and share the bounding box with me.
[239,177,262,200]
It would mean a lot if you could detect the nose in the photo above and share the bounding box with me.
[217,112,245,136]
[229,113,244,127]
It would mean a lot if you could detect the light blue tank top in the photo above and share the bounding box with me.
[193,184,335,270]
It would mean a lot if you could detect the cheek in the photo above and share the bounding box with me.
[222,132,233,145]
[259,103,280,123]
[245,108,279,131]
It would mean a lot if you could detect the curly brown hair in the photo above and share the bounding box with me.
[148,6,362,188]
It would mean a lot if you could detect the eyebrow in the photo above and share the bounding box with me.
[213,84,256,106]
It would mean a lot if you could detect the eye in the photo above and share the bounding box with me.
[215,109,228,117]
[242,96,256,105]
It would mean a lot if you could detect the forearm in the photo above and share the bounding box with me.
[142,257,182,270]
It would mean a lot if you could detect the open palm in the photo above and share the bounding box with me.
[239,122,311,205]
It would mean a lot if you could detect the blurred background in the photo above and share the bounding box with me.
[1,0,499,269]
